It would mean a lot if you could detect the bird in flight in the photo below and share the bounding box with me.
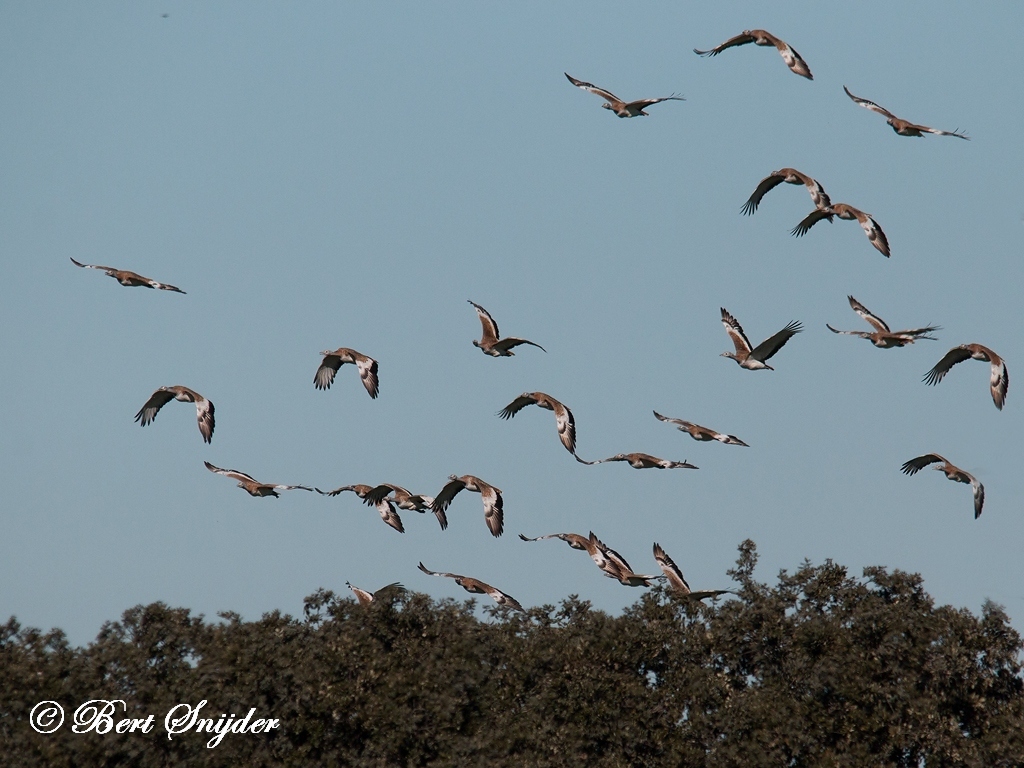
[135,386,215,444]
[468,301,545,357]
[901,454,985,518]
[826,296,939,348]
[316,484,406,533]
[346,581,405,606]
[741,168,831,215]
[590,534,663,587]
[431,475,503,537]
[363,483,443,529]
[314,348,379,398]
[791,203,890,257]
[70,257,185,293]
[843,86,969,139]
[694,30,813,80]
[578,452,697,470]
[204,461,313,497]
[519,531,614,572]
[564,73,684,118]
[720,308,802,370]
[924,344,1008,410]
[652,411,749,446]
[653,543,735,601]
[499,392,577,455]
[418,563,524,611]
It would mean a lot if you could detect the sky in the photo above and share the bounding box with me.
[2,2,1022,647]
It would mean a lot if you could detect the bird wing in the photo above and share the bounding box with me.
[652,410,690,430]
[847,296,890,332]
[900,454,947,475]
[740,173,787,215]
[347,583,375,606]
[775,40,812,79]
[486,587,524,612]
[355,355,379,398]
[844,86,897,119]
[147,277,186,293]
[269,484,315,492]
[135,388,177,427]
[693,32,755,56]
[492,337,546,354]
[468,300,500,344]
[971,478,985,519]
[593,536,633,574]
[364,483,398,506]
[685,589,736,601]
[431,477,466,515]
[374,498,404,533]
[791,208,833,237]
[825,324,871,339]
[750,320,803,362]
[479,483,504,537]
[623,95,685,111]
[552,400,576,453]
[564,73,622,105]
[664,459,699,469]
[805,178,832,210]
[498,394,536,420]
[720,308,753,356]
[653,543,690,593]
[856,214,890,257]
[70,257,118,272]
[314,355,342,390]
[985,350,1009,410]
[193,395,215,443]
[924,346,974,386]
[418,562,459,580]
[909,122,970,140]
[372,582,406,600]
[204,461,259,484]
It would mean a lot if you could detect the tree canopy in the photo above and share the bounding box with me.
[3,542,1022,767]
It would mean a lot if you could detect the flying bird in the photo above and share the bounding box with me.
[417,563,524,611]
[364,483,443,529]
[578,452,697,470]
[468,301,545,357]
[431,475,503,537]
[900,454,985,519]
[70,257,185,293]
[653,543,735,600]
[844,86,969,139]
[791,203,890,257]
[499,392,576,455]
[652,411,748,446]
[314,348,379,398]
[590,534,662,587]
[741,168,831,215]
[720,308,802,370]
[694,30,813,79]
[826,296,939,348]
[564,73,684,118]
[346,581,405,606]
[924,344,1008,410]
[316,484,405,532]
[204,461,314,497]
[519,531,613,572]
[135,386,214,444]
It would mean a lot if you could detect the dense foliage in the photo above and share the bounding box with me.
[3,542,1022,767]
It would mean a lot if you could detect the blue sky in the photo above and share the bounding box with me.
[2,2,1022,646]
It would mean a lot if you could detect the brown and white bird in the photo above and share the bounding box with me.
[518,531,613,572]
[791,203,890,257]
[900,454,985,519]
[418,563,524,611]
[694,30,813,79]
[578,452,697,470]
[135,386,215,443]
[590,534,662,587]
[564,73,684,118]
[468,301,545,357]
[364,483,443,529]
[720,308,802,370]
[844,86,969,139]
[346,581,405,606]
[431,475,503,537]
[827,296,939,349]
[204,461,314,498]
[70,257,185,293]
[653,411,748,446]
[653,543,735,600]
[314,348,379,398]
[924,344,1008,410]
[316,484,405,533]
[499,392,576,455]
[741,168,831,215]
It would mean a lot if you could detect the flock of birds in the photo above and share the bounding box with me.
[71,27,1003,612]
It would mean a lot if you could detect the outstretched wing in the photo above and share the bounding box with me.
[70,257,118,272]
[776,40,812,80]
[479,483,504,538]
[492,337,546,354]
[653,542,690,593]
[135,389,176,428]
[856,214,890,257]
[499,394,537,420]
[720,308,753,356]
[741,173,787,215]
[844,86,898,120]
[468,300,499,344]
[355,355,379,399]
[848,296,890,332]
[693,32,755,56]
[924,346,974,386]
[431,477,466,518]
[564,72,622,103]
[418,562,459,580]
[791,208,834,237]
[900,454,946,475]
[971,479,985,519]
[750,320,803,362]
[314,355,342,390]
[204,461,259,484]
